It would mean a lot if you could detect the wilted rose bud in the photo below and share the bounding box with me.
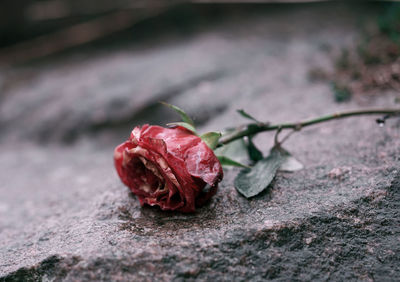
[114,125,223,212]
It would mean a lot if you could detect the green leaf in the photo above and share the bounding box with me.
[201,132,221,150]
[214,137,248,164]
[247,137,263,162]
[167,122,197,134]
[217,156,250,169]
[275,147,304,172]
[161,102,195,127]
[234,148,286,198]
[280,156,304,172]
[237,109,260,123]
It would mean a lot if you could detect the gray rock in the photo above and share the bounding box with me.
[1,3,400,281]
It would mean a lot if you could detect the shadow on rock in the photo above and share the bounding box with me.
[117,195,219,236]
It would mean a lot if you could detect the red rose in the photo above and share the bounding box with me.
[114,125,223,212]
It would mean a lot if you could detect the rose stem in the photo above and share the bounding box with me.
[218,108,400,147]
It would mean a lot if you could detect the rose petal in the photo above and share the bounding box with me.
[114,125,223,212]
[184,141,223,186]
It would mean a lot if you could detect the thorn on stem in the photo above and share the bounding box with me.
[295,123,302,131]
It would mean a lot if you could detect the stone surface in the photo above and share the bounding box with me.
[1,3,400,281]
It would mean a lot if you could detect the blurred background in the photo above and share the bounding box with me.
[0,0,184,63]
[0,0,399,146]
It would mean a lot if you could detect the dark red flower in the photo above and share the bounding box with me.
[114,125,223,212]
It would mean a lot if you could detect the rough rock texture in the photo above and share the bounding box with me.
[1,3,400,281]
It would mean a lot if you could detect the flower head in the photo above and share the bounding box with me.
[114,125,223,212]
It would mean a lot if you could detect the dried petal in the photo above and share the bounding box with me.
[114,125,223,212]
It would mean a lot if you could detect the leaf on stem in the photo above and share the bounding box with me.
[201,132,221,150]
[246,137,263,162]
[161,102,195,127]
[277,147,304,172]
[237,109,261,123]
[167,122,197,134]
[217,156,250,169]
[234,148,286,198]
[214,137,248,164]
